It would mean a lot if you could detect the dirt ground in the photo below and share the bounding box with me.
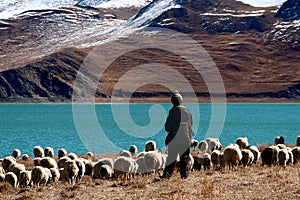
[1,153,300,200]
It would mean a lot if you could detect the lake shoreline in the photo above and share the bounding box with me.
[0,97,300,104]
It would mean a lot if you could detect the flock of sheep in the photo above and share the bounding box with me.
[193,136,300,171]
[1,136,300,188]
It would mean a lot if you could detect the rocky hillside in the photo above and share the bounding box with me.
[276,0,300,21]
[149,0,276,33]
[0,0,299,103]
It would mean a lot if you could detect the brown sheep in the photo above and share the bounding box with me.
[31,166,51,187]
[5,172,18,188]
[145,140,156,152]
[296,136,300,146]
[61,160,79,185]
[190,139,199,151]
[58,148,67,159]
[2,156,16,173]
[40,157,58,169]
[241,149,254,167]
[12,149,21,159]
[211,150,221,170]
[236,137,249,150]
[247,146,260,164]
[44,147,54,158]
[291,146,300,164]
[33,146,44,158]
[278,149,289,167]
[275,136,285,145]
[202,153,211,170]
[19,170,31,188]
[261,146,279,166]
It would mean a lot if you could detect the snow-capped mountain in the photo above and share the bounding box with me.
[237,0,287,7]
[0,0,299,102]
[0,0,287,20]
[0,0,152,19]
[148,0,276,33]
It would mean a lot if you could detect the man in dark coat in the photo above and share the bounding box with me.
[161,91,194,179]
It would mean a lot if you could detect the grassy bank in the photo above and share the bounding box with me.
[1,156,300,200]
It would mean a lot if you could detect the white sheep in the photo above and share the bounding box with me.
[21,154,30,161]
[93,158,114,179]
[9,163,26,178]
[99,165,113,179]
[189,153,194,172]
[206,138,222,153]
[145,140,156,152]
[44,147,54,158]
[2,156,16,173]
[113,156,137,181]
[211,150,221,170]
[31,166,52,187]
[136,156,147,174]
[5,172,18,188]
[136,151,146,159]
[119,150,132,158]
[248,146,261,164]
[67,153,78,160]
[19,170,31,188]
[236,137,249,150]
[40,157,58,169]
[33,146,44,158]
[241,149,254,167]
[12,149,21,159]
[278,149,289,167]
[50,168,60,182]
[61,160,79,185]
[129,145,138,157]
[223,144,242,170]
[143,150,163,173]
[75,159,86,183]
[198,140,208,155]
[58,148,67,159]
[85,152,94,157]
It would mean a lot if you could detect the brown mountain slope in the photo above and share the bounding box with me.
[0,0,299,103]
[0,32,299,103]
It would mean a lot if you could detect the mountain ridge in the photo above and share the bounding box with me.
[0,0,299,103]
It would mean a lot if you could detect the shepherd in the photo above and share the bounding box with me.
[161,91,194,179]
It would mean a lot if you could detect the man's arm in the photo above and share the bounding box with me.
[165,114,171,132]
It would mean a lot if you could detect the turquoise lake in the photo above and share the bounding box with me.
[0,104,299,158]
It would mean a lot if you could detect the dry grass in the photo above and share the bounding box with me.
[1,160,300,200]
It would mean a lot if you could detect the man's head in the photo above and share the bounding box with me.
[171,91,182,106]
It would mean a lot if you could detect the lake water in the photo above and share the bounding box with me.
[0,104,299,158]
